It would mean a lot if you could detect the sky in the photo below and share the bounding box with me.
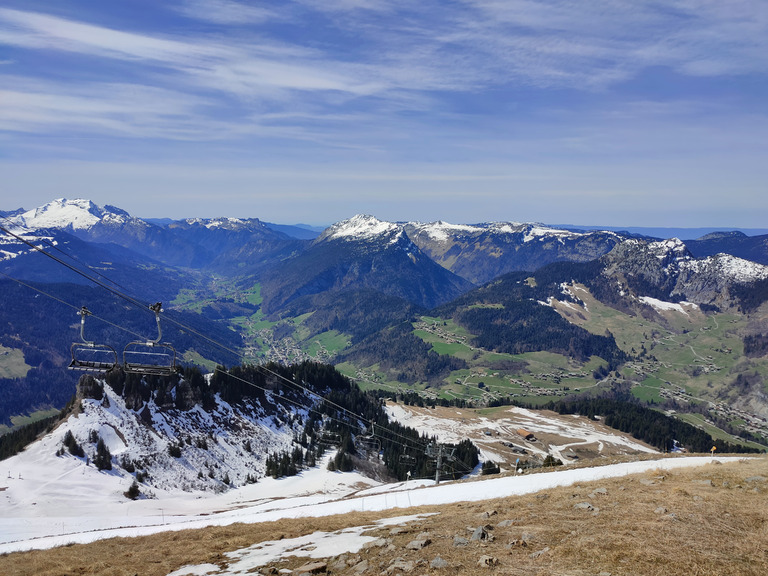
[1,1,766,226]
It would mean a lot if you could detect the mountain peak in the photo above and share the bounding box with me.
[14,198,134,231]
[319,214,400,242]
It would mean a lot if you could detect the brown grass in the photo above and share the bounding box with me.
[2,456,767,576]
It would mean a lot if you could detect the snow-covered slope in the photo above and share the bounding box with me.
[385,403,658,466]
[73,382,300,492]
[0,385,746,556]
[682,253,768,284]
[0,226,57,263]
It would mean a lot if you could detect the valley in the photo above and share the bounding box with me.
[220,277,767,450]
[2,199,768,452]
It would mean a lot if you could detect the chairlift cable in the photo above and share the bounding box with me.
[0,270,148,342]
[1,261,469,469]
[0,214,136,296]
[0,223,153,313]
[1,224,473,464]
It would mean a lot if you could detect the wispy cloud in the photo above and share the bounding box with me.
[0,1,766,227]
[3,2,764,99]
[174,0,278,25]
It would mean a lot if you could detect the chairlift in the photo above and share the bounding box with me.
[399,453,417,465]
[69,306,118,373]
[123,302,176,377]
[318,430,342,446]
[425,442,437,459]
[354,421,381,454]
[355,435,381,455]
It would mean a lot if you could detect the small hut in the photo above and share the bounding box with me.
[517,428,535,441]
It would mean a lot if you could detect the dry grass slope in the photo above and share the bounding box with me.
[2,456,767,576]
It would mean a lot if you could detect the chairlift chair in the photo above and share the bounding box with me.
[354,420,381,454]
[69,306,118,373]
[123,302,177,377]
[355,435,381,453]
[399,453,417,465]
[318,430,342,446]
[425,442,437,459]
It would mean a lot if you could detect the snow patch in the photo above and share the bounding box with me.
[682,254,768,284]
[639,297,699,315]
[523,226,585,243]
[171,514,432,575]
[413,221,484,242]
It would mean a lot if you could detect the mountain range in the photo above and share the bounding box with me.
[1,198,768,450]
[2,196,768,575]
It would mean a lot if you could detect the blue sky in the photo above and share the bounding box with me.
[1,1,766,226]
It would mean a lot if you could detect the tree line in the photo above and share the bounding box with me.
[545,396,762,454]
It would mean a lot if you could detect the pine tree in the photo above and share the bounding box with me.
[63,430,85,458]
[94,438,112,470]
[124,480,140,500]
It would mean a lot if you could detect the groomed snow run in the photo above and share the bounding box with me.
[0,456,742,554]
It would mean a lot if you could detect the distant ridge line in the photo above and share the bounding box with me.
[552,225,768,240]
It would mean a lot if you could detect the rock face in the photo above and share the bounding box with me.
[599,238,768,310]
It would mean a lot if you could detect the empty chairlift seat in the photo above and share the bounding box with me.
[69,306,118,373]
[123,302,177,377]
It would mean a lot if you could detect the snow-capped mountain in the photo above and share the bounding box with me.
[260,215,473,313]
[317,214,402,243]
[8,198,209,268]
[12,198,136,231]
[5,199,306,271]
[404,220,626,284]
